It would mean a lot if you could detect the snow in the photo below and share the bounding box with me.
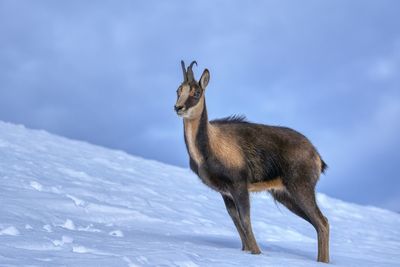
[0,120,399,267]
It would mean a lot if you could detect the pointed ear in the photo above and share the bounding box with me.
[199,69,210,89]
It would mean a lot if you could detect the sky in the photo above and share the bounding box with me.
[0,0,399,211]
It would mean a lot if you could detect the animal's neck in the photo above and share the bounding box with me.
[183,98,210,165]
[183,98,245,170]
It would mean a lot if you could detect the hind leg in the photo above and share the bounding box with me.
[286,184,330,263]
[271,190,313,225]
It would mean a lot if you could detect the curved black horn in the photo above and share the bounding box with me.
[181,60,187,82]
[187,61,197,82]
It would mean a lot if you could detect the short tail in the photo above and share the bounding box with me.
[321,159,328,174]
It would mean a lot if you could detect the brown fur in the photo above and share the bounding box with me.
[208,124,245,169]
[315,155,322,174]
[248,178,285,192]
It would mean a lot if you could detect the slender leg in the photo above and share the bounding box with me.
[287,185,330,263]
[271,190,313,224]
[231,185,261,254]
[221,194,249,251]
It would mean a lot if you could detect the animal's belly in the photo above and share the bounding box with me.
[248,177,285,192]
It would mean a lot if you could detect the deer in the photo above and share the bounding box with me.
[174,60,330,263]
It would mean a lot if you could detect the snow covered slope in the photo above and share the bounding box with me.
[0,121,399,267]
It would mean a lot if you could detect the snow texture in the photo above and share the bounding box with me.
[0,121,399,266]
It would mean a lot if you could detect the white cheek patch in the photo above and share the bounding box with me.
[176,85,190,108]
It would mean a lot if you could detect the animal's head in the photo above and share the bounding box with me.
[174,60,210,119]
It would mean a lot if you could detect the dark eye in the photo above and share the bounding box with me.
[193,89,201,99]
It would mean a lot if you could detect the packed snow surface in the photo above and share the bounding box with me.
[0,121,399,266]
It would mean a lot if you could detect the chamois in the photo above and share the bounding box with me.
[174,61,330,263]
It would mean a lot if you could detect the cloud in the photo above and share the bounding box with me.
[0,0,399,210]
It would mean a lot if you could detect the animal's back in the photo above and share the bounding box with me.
[210,117,325,184]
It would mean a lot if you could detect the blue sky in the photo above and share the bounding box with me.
[1,0,399,211]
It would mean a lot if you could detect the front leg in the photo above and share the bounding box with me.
[230,184,261,254]
[221,194,250,251]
